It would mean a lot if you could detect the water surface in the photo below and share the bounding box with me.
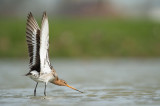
[0,59,160,105]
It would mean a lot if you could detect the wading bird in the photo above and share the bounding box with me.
[25,12,83,96]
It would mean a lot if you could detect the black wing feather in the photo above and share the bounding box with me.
[26,12,40,72]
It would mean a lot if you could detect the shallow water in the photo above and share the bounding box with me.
[0,59,160,106]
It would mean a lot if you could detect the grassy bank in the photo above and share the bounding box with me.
[0,18,160,58]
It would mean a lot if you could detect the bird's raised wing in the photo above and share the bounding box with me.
[40,12,52,74]
[26,12,40,72]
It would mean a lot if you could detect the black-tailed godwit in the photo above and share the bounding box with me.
[25,12,83,96]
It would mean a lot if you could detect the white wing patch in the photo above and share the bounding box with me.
[40,12,52,74]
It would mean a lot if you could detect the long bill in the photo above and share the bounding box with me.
[66,84,83,93]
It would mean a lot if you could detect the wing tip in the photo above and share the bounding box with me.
[42,11,48,21]
[43,11,47,17]
[26,12,34,25]
[27,12,33,19]
[26,12,40,31]
[41,11,48,29]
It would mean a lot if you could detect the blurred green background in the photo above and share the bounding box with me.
[0,0,160,58]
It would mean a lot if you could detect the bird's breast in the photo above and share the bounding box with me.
[27,71,55,83]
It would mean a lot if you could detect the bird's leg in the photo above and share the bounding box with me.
[44,82,47,96]
[34,82,38,96]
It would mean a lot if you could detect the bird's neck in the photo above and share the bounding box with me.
[52,78,61,85]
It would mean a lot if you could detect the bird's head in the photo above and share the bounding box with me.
[52,79,83,93]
